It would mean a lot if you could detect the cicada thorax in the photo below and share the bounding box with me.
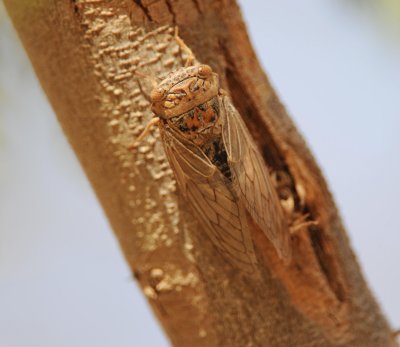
[166,96,220,140]
[163,95,232,181]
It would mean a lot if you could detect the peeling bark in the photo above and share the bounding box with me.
[4,0,396,346]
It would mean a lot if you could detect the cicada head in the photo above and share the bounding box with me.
[151,64,219,120]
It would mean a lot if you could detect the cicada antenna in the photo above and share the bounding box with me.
[132,69,161,103]
[133,69,160,89]
[174,26,196,67]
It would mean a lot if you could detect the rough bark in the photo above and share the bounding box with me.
[4,1,396,346]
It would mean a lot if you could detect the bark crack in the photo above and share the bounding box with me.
[308,226,346,302]
[71,0,79,15]
[193,0,203,14]
[165,0,176,24]
[133,0,152,21]
[220,39,347,307]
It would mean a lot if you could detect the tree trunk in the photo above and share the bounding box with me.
[4,1,396,346]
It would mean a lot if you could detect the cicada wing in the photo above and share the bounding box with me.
[220,96,291,261]
[161,126,258,274]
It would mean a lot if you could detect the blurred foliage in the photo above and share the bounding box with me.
[377,0,400,27]
[352,0,400,29]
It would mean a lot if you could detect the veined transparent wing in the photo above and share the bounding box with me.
[220,96,291,261]
[160,125,258,274]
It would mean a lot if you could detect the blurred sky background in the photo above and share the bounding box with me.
[1,1,399,346]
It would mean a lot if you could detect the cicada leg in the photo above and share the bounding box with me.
[174,27,196,67]
[128,117,160,151]
[289,213,319,235]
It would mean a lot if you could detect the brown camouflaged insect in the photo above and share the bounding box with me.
[132,35,291,274]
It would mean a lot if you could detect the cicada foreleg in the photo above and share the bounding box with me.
[289,213,319,235]
[128,117,160,151]
[174,27,196,67]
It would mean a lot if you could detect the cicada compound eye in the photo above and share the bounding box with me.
[197,65,212,78]
[150,87,165,103]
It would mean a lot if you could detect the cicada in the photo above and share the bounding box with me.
[133,54,290,274]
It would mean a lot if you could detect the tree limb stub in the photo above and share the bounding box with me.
[4,0,395,346]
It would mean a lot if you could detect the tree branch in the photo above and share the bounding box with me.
[4,0,395,346]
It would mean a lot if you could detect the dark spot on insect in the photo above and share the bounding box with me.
[202,138,232,181]
[212,98,220,115]
[198,103,207,111]
[214,146,231,180]
[188,110,195,118]
[179,124,189,132]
